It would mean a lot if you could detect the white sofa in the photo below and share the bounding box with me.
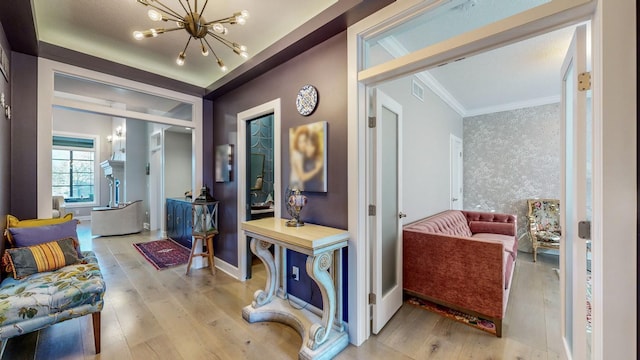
[52,196,67,218]
[91,200,144,236]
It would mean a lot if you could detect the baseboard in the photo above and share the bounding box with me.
[214,257,240,280]
[287,293,323,318]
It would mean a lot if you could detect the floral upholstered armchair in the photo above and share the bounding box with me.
[527,199,561,262]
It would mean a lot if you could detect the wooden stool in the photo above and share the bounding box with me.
[186,233,217,275]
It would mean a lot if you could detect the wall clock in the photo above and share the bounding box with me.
[296,84,318,116]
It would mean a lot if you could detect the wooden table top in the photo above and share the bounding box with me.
[241,218,348,253]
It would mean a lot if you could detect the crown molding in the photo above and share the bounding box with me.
[377,36,467,116]
[463,95,560,118]
[372,35,563,118]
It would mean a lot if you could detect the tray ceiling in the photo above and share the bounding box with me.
[33,0,337,88]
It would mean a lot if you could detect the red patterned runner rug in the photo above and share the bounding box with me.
[133,238,191,270]
[407,297,497,335]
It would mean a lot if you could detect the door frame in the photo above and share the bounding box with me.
[560,24,589,358]
[347,0,617,350]
[236,99,282,281]
[449,133,463,210]
[37,58,203,227]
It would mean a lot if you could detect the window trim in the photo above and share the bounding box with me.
[52,131,100,208]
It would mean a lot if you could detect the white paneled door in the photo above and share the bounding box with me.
[369,89,404,334]
[560,24,592,360]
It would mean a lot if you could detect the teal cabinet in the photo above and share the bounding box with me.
[166,198,193,248]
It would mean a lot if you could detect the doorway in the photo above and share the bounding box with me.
[37,59,203,236]
[236,99,282,281]
[350,3,596,350]
[244,113,276,278]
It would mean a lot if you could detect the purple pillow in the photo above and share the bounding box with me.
[8,220,83,257]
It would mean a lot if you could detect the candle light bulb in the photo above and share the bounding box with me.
[147,9,163,21]
[176,52,186,66]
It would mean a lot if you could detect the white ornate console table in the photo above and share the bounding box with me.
[241,218,349,360]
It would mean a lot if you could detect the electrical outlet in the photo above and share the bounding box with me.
[292,266,299,281]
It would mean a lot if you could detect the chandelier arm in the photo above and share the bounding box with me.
[199,0,210,16]
[204,17,236,25]
[202,38,222,62]
[184,0,195,15]
[175,0,191,17]
[194,0,198,13]
[163,27,184,33]
[164,17,184,24]
[146,1,183,19]
[207,32,232,46]
[207,32,237,51]
[182,37,193,53]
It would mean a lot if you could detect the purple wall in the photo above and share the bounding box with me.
[9,52,38,220]
[0,22,11,239]
[209,32,348,308]
[209,32,348,261]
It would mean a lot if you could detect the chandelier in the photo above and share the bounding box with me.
[133,0,249,72]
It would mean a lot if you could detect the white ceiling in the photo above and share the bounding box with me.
[370,0,580,117]
[427,25,578,117]
[33,0,337,88]
[34,0,581,115]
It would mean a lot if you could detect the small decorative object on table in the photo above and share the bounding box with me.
[286,188,307,227]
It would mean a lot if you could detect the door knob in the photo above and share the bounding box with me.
[399,212,407,219]
[452,198,459,201]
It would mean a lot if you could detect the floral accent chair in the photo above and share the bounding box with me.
[527,199,561,262]
[0,252,105,353]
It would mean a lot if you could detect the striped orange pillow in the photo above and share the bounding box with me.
[2,238,82,279]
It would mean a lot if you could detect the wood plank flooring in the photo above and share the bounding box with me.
[2,223,565,360]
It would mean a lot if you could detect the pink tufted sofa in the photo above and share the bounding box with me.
[403,210,517,337]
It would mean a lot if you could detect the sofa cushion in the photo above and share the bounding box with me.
[404,211,472,237]
[472,233,517,261]
[5,214,74,246]
[503,252,514,289]
[0,251,104,337]
[469,221,516,237]
[6,220,82,258]
[3,238,82,279]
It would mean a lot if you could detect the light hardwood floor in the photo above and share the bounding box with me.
[2,223,566,360]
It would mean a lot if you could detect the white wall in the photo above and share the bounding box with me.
[164,131,193,199]
[52,108,112,217]
[379,76,463,224]
[124,119,149,216]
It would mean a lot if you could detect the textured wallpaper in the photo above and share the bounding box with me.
[463,103,561,252]
[249,114,274,204]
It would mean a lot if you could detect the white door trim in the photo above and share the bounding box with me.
[37,58,203,229]
[348,0,604,349]
[449,133,463,210]
[560,24,589,359]
[236,99,282,281]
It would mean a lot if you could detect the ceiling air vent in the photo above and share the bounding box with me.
[412,78,425,102]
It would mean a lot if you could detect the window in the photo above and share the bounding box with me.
[52,135,96,204]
